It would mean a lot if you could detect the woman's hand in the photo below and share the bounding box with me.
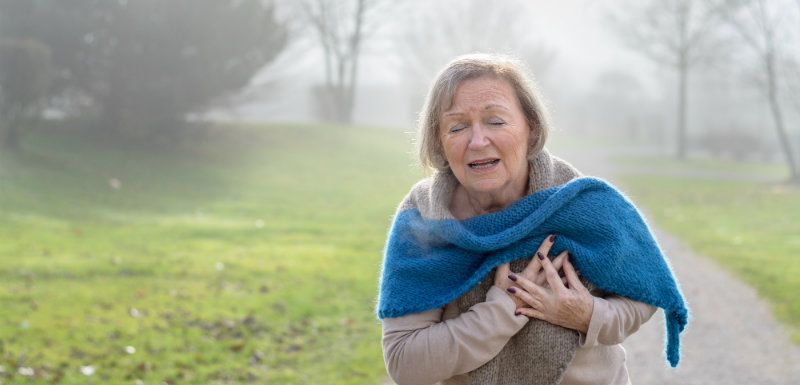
[494,235,569,309]
[507,245,594,333]
[494,262,528,308]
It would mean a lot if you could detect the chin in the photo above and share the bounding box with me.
[465,179,507,193]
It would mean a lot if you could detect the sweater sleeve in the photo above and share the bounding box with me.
[579,294,657,348]
[382,286,528,385]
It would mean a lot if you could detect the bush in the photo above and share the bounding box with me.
[0,37,52,149]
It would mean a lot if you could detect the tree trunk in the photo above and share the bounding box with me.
[676,56,688,160]
[765,60,799,182]
[344,0,365,124]
[3,122,20,150]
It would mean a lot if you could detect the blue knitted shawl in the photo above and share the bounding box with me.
[377,176,688,367]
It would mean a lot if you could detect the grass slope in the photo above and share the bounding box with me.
[0,122,420,384]
[617,174,800,342]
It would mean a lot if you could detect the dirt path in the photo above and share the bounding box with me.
[554,142,800,384]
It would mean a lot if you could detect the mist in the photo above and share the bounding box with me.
[221,0,800,165]
[2,1,800,384]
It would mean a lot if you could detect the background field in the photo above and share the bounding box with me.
[0,122,420,384]
[2,123,799,385]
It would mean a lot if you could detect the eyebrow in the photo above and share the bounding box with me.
[442,104,510,118]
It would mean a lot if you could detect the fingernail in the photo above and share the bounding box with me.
[514,311,521,316]
[549,234,556,243]
[537,252,545,260]
[507,287,516,294]
[567,252,572,262]
[508,274,517,282]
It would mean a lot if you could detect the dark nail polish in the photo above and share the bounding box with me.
[537,252,545,260]
[508,274,517,282]
[514,311,521,316]
[549,234,556,243]
[507,287,516,294]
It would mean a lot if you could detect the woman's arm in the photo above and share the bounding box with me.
[382,286,528,385]
[581,295,657,347]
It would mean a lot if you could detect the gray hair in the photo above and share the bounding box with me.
[417,53,552,173]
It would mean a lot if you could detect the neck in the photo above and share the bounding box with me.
[451,175,530,219]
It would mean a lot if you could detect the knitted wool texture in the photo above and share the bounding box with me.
[377,155,689,374]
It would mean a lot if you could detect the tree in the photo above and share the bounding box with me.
[0,38,52,150]
[608,0,725,160]
[0,0,288,142]
[711,0,799,182]
[391,0,557,126]
[394,0,556,88]
[295,0,386,123]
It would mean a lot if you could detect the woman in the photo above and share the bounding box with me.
[377,53,688,385]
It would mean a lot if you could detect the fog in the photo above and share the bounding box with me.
[1,0,799,161]
[2,2,800,383]
[222,0,800,163]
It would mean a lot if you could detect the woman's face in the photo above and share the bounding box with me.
[439,76,533,197]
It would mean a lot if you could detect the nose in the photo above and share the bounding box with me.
[468,124,489,149]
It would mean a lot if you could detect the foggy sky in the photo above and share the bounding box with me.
[226,0,799,152]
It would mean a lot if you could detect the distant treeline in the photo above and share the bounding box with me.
[0,0,287,148]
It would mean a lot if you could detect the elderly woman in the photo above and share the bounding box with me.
[377,54,688,385]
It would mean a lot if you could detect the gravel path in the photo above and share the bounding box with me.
[555,142,800,385]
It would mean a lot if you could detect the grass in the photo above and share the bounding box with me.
[0,121,421,384]
[609,154,789,178]
[616,169,800,342]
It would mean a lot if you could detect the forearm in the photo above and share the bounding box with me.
[382,286,527,385]
[581,294,657,347]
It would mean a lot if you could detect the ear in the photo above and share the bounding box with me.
[528,123,538,146]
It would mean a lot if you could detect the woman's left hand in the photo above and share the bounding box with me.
[508,253,594,333]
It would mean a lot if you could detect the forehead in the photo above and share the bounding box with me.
[444,76,519,113]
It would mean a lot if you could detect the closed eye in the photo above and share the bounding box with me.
[449,123,467,133]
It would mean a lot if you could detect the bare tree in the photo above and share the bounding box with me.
[712,0,799,182]
[295,0,386,123]
[608,0,726,159]
[788,1,800,114]
[392,0,557,122]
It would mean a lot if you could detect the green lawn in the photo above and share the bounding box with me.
[609,154,789,178]
[0,122,420,384]
[617,173,800,342]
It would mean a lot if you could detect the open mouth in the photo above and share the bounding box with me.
[468,159,500,169]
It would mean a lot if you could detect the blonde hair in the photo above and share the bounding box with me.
[417,53,552,173]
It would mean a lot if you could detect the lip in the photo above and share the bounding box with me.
[467,158,500,172]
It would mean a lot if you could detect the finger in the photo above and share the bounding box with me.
[536,234,557,259]
[494,262,512,287]
[521,255,542,281]
[538,250,565,292]
[534,265,547,286]
[515,307,546,320]
[509,270,549,299]
[563,254,586,291]
[540,276,568,290]
[551,250,568,272]
[535,250,567,285]
[506,286,544,309]
[522,234,558,280]
[497,262,510,277]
